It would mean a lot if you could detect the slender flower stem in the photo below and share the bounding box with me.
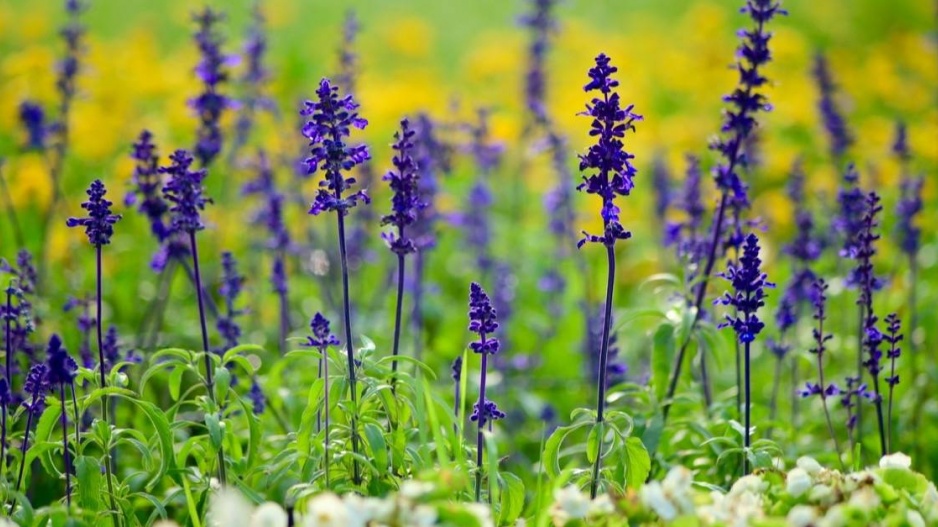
[136,263,175,349]
[768,353,782,432]
[60,384,72,508]
[663,193,729,424]
[735,338,742,422]
[475,349,489,502]
[590,245,615,499]
[1,406,6,481]
[96,246,121,524]
[5,285,11,392]
[71,383,81,446]
[872,375,887,457]
[276,250,289,355]
[391,246,406,394]
[743,340,753,475]
[815,323,846,470]
[413,252,425,364]
[856,303,864,439]
[188,232,227,487]
[909,258,918,379]
[335,210,362,485]
[323,345,331,489]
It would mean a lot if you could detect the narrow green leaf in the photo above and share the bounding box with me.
[652,323,676,403]
[296,378,325,469]
[363,423,389,475]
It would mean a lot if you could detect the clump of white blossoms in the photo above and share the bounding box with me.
[639,466,695,521]
[548,485,618,526]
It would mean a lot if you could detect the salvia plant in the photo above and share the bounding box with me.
[0,0,935,525]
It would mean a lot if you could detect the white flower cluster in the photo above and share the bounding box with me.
[548,485,616,526]
[168,480,494,527]
[639,466,695,521]
[698,474,767,527]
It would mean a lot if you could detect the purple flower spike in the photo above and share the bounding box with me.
[302,79,371,216]
[46,334,77,386]
[381,118,424,255]
[520,0,558,125]
[18,101,48,150]
[576,53,642,248]
[470,398,506,428]
[161,149,211,234]
[812,53,853,160]
[217,252,245,352]
[468,283,500,355]
[191,7,232,167]
[716,233,774,343]
[307,313,340,349]
[22,363,49,417]
[126,130,169,242]
[66,180,122,246]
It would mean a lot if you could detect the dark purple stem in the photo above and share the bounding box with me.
[60,383,72,507]
[70,382,80,446]
[276,251,289,355]
[323,344,331,488]
[856,303,864,439]
[872,374,887,457]
[13,404,35,497]
[335,208,362,485]
[590,244,615,499]
[5,285,11,393]
[743,339,751,475]
[391,238,406,394]
[475,348,489,502]
[188,231,228,486]
[96,246,120,522]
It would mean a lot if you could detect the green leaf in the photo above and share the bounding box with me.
[168,366,186,401]
[363,423,389,475]
[296,378,325,469]
[652,323,676,403]
[586,421,603,464]
[206,413,223,450]
[237,395,262,470]
[498,472,525,525]
[223,344,265,363]
[543,423,588,479]
[112,394,178,488]
[75,455,103,512]
[214,367,231,405]
[624,437,651,489]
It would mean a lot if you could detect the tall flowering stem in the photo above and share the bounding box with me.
[715,233,773,475]
[893,122,921,379]
[663,0,784,425]
[411,114,450,362]
[231,2,274,160]
[38,0,85,288]
[12,364,49,510]
[301,78,371,485]
[575,53,641,498]
[856,192,887,457]
[381,119,423,391]
[65,179,121,519]
[520,0,557,130]
[799,279,845,470]
[160,149,227,485]
[306,314,339,488]
[883,313,902,453]
[47,335,78,506]
[243,151,291,353]
[468,283,502,502]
